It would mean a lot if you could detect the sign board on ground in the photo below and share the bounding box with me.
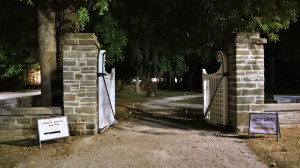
[249,113,280,141]
[37,116,70,148]
[249,113,278,134]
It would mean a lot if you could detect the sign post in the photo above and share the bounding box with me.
[37,116,71,148]
[248,113,280,141]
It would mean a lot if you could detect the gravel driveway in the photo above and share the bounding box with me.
[2,94,267,168]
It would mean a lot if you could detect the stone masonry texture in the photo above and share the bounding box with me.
[228,33,267,132]
[62,33,100,135]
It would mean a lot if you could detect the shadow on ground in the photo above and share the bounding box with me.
[128,106,228,134]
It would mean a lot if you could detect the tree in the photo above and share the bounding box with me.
[0,0,38,90]
[19,0,110,106]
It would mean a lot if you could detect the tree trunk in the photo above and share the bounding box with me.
[38,1,57,106]
[136,76,140,93]
[55,3,79,107]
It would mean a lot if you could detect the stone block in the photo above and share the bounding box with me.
[237,97,255,104]
[78,59,87,66]
[257,83,264,88]
[75,74,84,80]
[0,124,12,130]
[71,33,97,40]
[62,39,79,45]
[64,94,76,101]
[249,44,263,50]
[85,74,97,80]
[64,107,74,114]
[71,83,79,89]
[236,83,256,88]
[84,130,97,135]
[236,65,252,70]
[62,45,72,52]
[2,117,16,123]
[85,52,98,58]
[236,50,250,55]
[86,92,97,97]
[250,56,264,59]
[63,52,82,58]
[86,123,96,129]
[241,89,264,96]
[70,89,86,93]
[67,114,79,122]
[63,59,76,66]
[64,102,79,106]
[63,67,70,71]
[74,123,86,130]
[80,98,97,102]
[241,76,264,82]
[245,71,264,76]
[72,45,98,52]
[80,81,96,87]
[237,112,251,127]
[17,118,31,124]
[250,105,264,111]
[77,93,86,97]
[251,38,267,44]
[75,107,96,114]
[70,67,80,71]
[251,50,264,55]
[81,66,97,71]
[64,84,70,92]
[87,59,97,66]
[81,115,96,122]
[236,44,248,49]
[80,102,97,106]
[237,105,250,111]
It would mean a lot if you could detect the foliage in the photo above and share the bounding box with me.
[1,65,23,78]
[77,0,110,31]
[93,0,110,16]
[0,0,38,79]
[77,7,89,30]
[91,12,127,67]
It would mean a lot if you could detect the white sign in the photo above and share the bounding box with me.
[249,113,278,135]
[37,116,70,148]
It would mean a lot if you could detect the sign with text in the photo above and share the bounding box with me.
[37,116,70,148]
[249,113,278,135]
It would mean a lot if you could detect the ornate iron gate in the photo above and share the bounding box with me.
[202,51,228,126]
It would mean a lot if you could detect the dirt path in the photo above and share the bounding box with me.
[1,94,268,168]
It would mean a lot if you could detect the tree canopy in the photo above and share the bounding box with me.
[0,0,299,93]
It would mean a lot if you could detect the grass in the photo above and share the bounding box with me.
[245,127,300,168]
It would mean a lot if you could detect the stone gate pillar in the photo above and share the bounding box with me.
[62,33,100,135]
[228,33,267,132]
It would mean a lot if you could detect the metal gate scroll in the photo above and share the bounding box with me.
[202,51,228,126]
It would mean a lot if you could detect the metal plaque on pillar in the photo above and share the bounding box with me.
[98,50,116,133]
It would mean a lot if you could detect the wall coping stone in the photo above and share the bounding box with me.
[0,107,62,116]
[264,103,300,111]
[62,33,100,49]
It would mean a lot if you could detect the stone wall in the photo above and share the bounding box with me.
[0,95,40,109]
[62,33,100,135]
[228,33,267,131]
[0,107,61,142]
[264,104,300,126]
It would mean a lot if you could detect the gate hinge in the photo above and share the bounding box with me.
[97,73,107,77]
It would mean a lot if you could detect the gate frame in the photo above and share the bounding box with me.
[202,51,228,126]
